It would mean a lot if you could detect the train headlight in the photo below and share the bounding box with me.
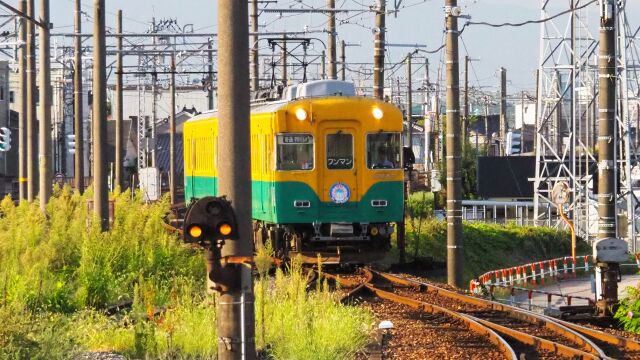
[295,108,308,121]
[372,107,384,120]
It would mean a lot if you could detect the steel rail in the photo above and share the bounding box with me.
[371,270,608,358]
[464,313,597,359]
[328,269,517,360]
[554,317,640,354]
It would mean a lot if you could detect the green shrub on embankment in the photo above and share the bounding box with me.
[615,284,640,334]
[0,185,372,359]
[404,218,590,283]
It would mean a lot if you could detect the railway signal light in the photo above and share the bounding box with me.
[184,196,239,244]
[0,127,11,152]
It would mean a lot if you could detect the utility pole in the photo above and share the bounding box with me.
[115,10,123,189]
[595,0,621,317]
[445,0,463,289]
[93,0,108,231]
[373,0,385,99]
[73,0,84,193]
[321,50,326,79]
[169,54,176,205]
[340,40,346,81]
[207,39,214,110]
[406,52,413,148]
[18,0,26,201]
[424,57,431,177]
[499,67,507,156]
[216,1,256,358]
[484,96,490,155]
[151,18,158,169]
[327,0,337,80]
[26,0,35,202]
[38,0,52,212]
[281,36,287,85]
[463,55,469,140]
[250,0,259,92]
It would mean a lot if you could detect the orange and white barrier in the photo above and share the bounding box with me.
[470,255,598,308]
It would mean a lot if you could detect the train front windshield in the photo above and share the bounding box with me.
[276,134,314,170]
[367,133,401,169]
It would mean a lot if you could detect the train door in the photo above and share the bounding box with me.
[320,121,359,209]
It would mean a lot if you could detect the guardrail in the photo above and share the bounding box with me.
[469,254,640,311]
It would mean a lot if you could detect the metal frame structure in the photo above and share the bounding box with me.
[534,1,599,241]
[533,1,640,252]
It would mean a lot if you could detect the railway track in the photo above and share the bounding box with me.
[321,270,516,360]
[324,268,640,359]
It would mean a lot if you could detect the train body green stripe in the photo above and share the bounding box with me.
[185,176,403,223]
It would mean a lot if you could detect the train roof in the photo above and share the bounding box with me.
[186,79,378,123]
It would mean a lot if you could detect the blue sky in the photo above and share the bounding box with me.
[46,0,640,92]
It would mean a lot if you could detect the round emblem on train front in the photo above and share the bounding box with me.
[329,183,350,204]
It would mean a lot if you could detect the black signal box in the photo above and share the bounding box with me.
[183,196,240,244]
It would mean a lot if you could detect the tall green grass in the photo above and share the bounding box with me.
[403,217,590,283]
[0,186,373,359]
[255,257,372,360]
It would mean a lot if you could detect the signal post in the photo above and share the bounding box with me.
[215,1,256,359]
[445,0,464,288]
[594,0,627,317]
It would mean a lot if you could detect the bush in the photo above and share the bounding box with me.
[0,187,373,359]
[403,219,589,283]
[615,285,640,334]
[0,186,203,313]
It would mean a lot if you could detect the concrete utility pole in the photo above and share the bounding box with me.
[93,0,108,231]
[406,52,413,148]
[373,0,386,99]
[26,0,36,202]
[595,0,620,317]
[18,0,26,201]
[321,50,326,79]
[499,67,507,156]
[327,0,337,80]
[73,0,84,193]
[216,0,256,358]
[445,0,463,289]
[169,54,176,206]
[281,36,287,85]
[340,40,346,81]
[250,0,259,92]
[151,19,158,169]
[463,55,469,140]
[484,96,490,155]
[208,39,214,110]
[115,10,123,190]
[424,57,431,176]
[38,0,52,212]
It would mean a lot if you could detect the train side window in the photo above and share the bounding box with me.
[367,132,401,169]
[326,132,353,170]
[276,134,314,171]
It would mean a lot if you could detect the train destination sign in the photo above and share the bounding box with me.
[278,134,313,144]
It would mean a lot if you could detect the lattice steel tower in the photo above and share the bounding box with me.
[533,1,640,251]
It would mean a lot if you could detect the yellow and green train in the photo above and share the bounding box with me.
[183,80,405,257]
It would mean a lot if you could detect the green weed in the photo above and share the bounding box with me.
[616,284,640,334]
[402,218,589,283]
[0,188,373,359]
